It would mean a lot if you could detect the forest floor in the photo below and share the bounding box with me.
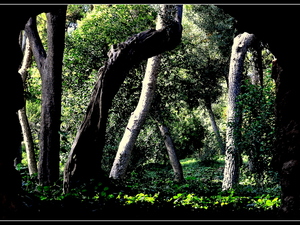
[11,156,288,220]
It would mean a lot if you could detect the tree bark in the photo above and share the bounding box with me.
[205,101,225,155]
[109,5,182,180]
[109,55,160,179]
[63,5,182,193]
[271,58,300,217]
[0,5,57,219]
[222,32,255,191]
[17,35,38,175]
[25,6,67,185]
[158,122,184,182]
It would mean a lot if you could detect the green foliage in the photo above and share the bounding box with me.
[110,157,280,212]
[18,155,280,218]
[237,71,277,187]
[19,5,281,218]
[60,5,158,171]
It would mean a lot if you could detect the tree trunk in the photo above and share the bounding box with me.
[205,101,225,155]
[158,122,184,182]
[222,32,255,191]
[0,5,55,219]
[25,6,67,185]
[109,55,160,179]
[271,57,300,217]
[0,14,25,221]
[17,33,38,176]
[109,5,182,180]
[63,5,182,193]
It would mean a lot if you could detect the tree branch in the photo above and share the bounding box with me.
[25,16,47,74]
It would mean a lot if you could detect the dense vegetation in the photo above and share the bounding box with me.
[17,157,280,219]
[16,4,281,219]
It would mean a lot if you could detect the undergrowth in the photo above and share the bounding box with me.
[16,156,282,219]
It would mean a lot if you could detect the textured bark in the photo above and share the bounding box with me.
[63,5,182,193]
[25,6,67,185]
[205,101,225,155]
[222,32,255,191]
[17,35,38,176]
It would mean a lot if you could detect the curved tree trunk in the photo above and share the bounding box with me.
[63,5,183,193]
[17,33,38,176]
[109,5,183,181]
[222,32,255,191]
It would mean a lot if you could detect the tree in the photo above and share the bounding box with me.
[25,5,67,186]
[17,32,38,175]
[204,99,225,155]
[154,107,184,182]
[109,5,182,180]
[155,5,233,159]
[222,32,255,191]
[61,5,157,159]
[63,4,183,193]
[109,55,161,180]
[0,5,51,218]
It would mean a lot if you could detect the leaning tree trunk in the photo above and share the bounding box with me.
[63,5,183,193]
[222,32,255,191]
[109,5,182,180]
[158,122,184,182]
[25,6,67,186]
[17,34,38,175]
[109,55,160,179]
[205,100,225,155]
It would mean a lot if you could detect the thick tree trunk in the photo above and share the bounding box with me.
[17,34,38,175]
[205,101,225,155]
[63,5,182,193]
[25,6,67,185]
[271,58,300,217]
[222,32,255,191]
[0,5,56,219]
[0,25,24,220]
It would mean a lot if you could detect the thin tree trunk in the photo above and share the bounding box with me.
[158,122,184,182]
[63,5,182,193]
[109,55,160,179]
[109,5,181,180]
[17,34,38,175]
[25,6,67,185]
[205,101,225,155]
[222,32,255,191]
